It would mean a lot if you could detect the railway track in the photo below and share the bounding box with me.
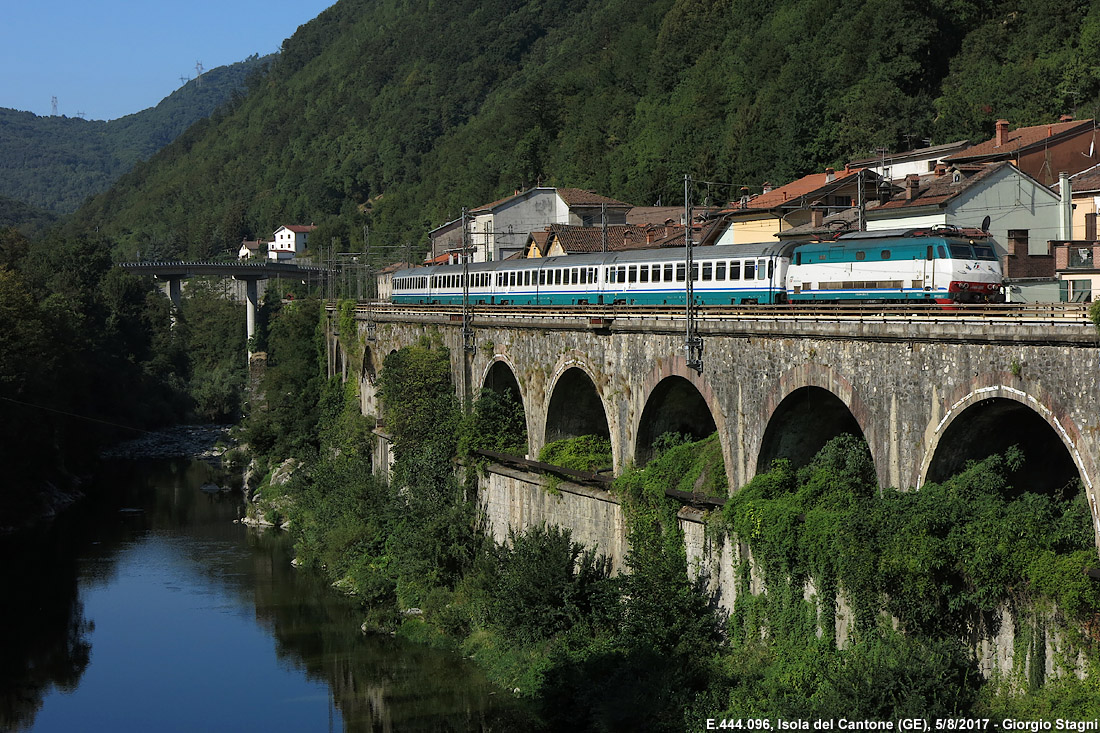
[344,301,1093,327]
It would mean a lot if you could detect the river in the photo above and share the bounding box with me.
[0,458,535,732]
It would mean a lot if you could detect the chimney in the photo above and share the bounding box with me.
[934,163,947,177]
[762,182,773,194]
[810,203,824,229]
[825,167,836,183]
[1060,171,1072,240]
[1060,114,1074,123]
[646,229,654,245]
[995,119,1009,147]
[739,186,750,208]
[906,174,920,201]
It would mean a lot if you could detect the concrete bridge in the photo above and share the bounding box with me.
[338,304,1100,532]
[120,260,327,346]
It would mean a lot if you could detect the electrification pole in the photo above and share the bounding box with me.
[684,174,703,374]
[461,207,475,354]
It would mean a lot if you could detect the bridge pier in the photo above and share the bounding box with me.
[235,276,262,357]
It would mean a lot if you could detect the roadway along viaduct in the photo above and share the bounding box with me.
[336,304,1100,542]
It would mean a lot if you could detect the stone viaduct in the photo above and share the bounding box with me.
[338,307,1099,517]
[332,304,1100,675]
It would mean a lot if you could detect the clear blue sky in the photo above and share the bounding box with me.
[1,0,336,121]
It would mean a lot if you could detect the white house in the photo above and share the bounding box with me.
[847,140,971,181]
[237,239,268,260]
[455,187,632,262]
[268,224,317,261]
[863,162,1063,258]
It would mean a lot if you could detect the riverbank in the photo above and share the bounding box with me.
[1,425,236,535]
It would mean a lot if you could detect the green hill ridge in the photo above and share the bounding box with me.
[61,0,1100,261]
[0,55,271,215]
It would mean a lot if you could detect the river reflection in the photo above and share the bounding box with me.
[0,459,536,732]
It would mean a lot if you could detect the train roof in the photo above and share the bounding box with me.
[394,242,786,278]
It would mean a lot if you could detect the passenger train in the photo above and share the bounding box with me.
[391,228,1004,307]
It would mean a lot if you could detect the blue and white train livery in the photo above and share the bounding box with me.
[390,229,1004,307]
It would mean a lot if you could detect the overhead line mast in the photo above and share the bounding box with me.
[684,174,703,374]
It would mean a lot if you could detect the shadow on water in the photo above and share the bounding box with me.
[0,458,537,732]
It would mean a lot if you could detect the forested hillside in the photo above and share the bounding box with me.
[0,55,270,215]
[67,0,1100,262]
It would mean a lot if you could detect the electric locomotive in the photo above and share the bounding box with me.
[786,228,1004,304]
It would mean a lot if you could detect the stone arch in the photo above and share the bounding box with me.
[543,357,614,468]
[634,358,727,477]
[756,364,874,479]
[919,386,1093,502]
[477,356,530,457]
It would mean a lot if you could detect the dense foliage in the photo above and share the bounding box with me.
[0,55,269,216]
[248,310,1100,728]
[60,0,1100,263]
[0,226,255,527]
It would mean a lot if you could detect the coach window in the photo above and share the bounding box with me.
[628,265,637,283]
[766,259,773,278]
[716,262,726,280]
[640,265,649,283]
[664,264,674,281]
[758,259,768,280]
[676,263,686,282]
[571,268,579,284]
[729,261,741,280]
[691,263,699,281]
[744,260,755,280]
[702,262,713,281]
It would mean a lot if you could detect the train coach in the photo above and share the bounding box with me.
[392,242,789,306]
[389,229,1004,307]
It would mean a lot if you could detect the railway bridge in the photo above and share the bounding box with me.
[333,304,1100,538]
[334,303,1100,669]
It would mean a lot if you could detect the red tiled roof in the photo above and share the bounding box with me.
[873,163,1004,211]
[944,119,1095,162]
[721,168,864,212]
[555,188,632,208]
[281,224,317,233]
[471,187,632,213]
[424,253,452,265]
[526,229,551,256]
[1063,162,1100,194]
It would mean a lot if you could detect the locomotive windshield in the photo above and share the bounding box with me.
[972,244,997,260]
[949,244,973,258]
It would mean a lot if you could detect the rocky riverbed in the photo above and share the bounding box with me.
[99,424,234,461]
